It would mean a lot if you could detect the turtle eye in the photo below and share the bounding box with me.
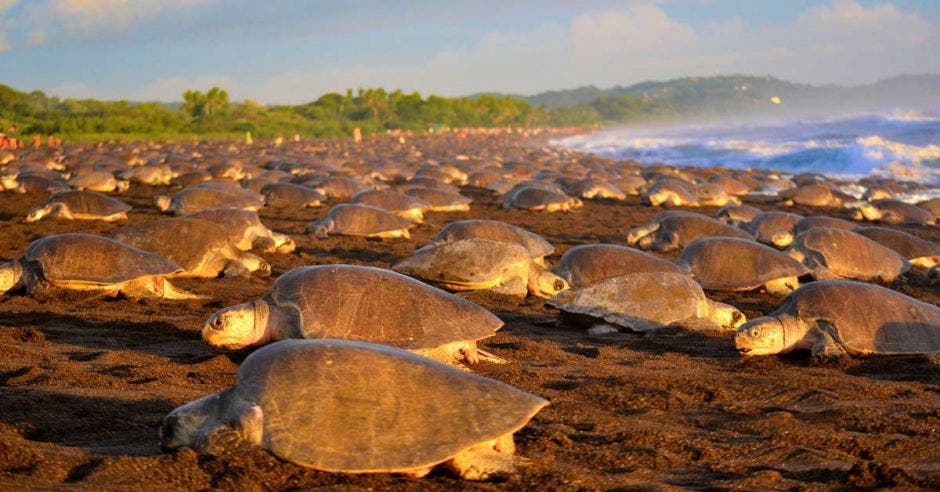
[751,326,762,337]
[213,318,223,328]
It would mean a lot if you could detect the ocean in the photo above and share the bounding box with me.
[554,111,940,198]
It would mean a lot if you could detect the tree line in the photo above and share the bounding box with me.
[0,83,674,140]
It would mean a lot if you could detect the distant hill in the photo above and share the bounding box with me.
[518,74,940,116]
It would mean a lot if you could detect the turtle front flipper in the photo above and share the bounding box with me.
[0,261,23,295]
[445,433,517,481]
[125,276,204,300]
[808,322,849,364]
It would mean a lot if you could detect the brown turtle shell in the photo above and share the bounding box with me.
[168,185,264,215]
[554,244,688,287]
[314,204,414,236]
[261,182,325,208]
[644,212,753,252]
[853,226,940,261]
[436,220,553,259]
[676,237,810,291]
[43,190,131,216]
[24,233,182,285]
[110,218,235,273]
[790,228,910,282]
[403,187,472,208]
[743,211,802,245]
[269,265,503,348]
[236,339,547,472]
[352,189,429,213]
[393,238,528,287]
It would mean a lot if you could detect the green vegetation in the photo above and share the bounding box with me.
[4,74,934,140]
[0,83,673,140]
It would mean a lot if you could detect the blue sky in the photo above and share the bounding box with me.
[0,0,938,103]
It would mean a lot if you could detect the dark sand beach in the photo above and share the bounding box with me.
[0,134,938,490]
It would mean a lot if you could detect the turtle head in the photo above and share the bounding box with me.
[626,224,656,246]
[735,317,786,356]
[25,204,55,222]
[0,175,17,190]
[855,203,881,221]
[115,179,131,192]
[160,388,263,452]
[0,260,23,294]
[304,219,332,239]
[528,263,569,298]
[154,195,171,212]
[202,299,270,349]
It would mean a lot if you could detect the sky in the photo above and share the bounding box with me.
[0,0,938,104]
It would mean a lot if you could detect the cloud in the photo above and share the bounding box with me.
[9,0,216,47]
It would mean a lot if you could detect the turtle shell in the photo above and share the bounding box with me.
[792,215,858,235]
[743,211,802,245]
[791,228,910,281]
[235,339,546,472]
[676,237,810,291]
[110,218,232,272]
[776,280,940,354]
[352,189,429,213]
[503,187,574,209]
[186,208,269,250]
[548,272,712,332]
[24,233,182,285]
[868,199,935,225]
[169,185,264,215]
[261,182,325,208]
[647,213,753,251]
[716,204,761,225]
[316,204,414,236]
[269,265,503,348]
[45,190,131,216]
[403,187,472,208]
[393,239,528,287]
[554,244,688,287]
[435,220,553,259]
[308,176,371,199]
[853,226,940,261]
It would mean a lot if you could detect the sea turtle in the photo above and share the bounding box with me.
[306,204,415,239]
[708,175,751,196]
[435,220,553,264]
[307,176,371,199]
[158,339,549,480]
[612,175,647,196]
[1,172,69,194]
[786,227,910,282]
[403,187,472,212]
[742,211,803,248]
[26,190,132,222]
[547,272,746,335]
[261,182,325,209]
[186,208,295,254]
[0,233,199,300]
[111,218,271,278]
[694,182,741,207]
[854,199,936,226]
[502,186,582,212]
[393,238,568,298]
[675,237,811,294]
[778,183,851,207]
[120,164,174,185]
[352,189,430,223]
[407,176,461,194]
[156,184,265,215]
[735,280,940,359]
[854,226,940,269]
[628,211,753,252]
[201,265,505,365]
[67,170,130,192]
[716,204,761,227]
[917,197,940,220]
[553,244,689,288]
[564,178,626,200]
[792,215,858,236]
[645,182,700,207]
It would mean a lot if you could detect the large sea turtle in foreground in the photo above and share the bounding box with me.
[675,237,811,294]
[548,272,746,335]
[735,280,940,359]
[0,233,199,299]
[26,190,132,222]
[393,238,568,298]
[160,339,547,480]
[111,218,271,278]
[201,265,505,365]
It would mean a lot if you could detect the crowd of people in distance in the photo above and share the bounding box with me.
[0,125,60,149]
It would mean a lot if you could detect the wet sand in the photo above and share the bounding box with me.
[0,137,938,490]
